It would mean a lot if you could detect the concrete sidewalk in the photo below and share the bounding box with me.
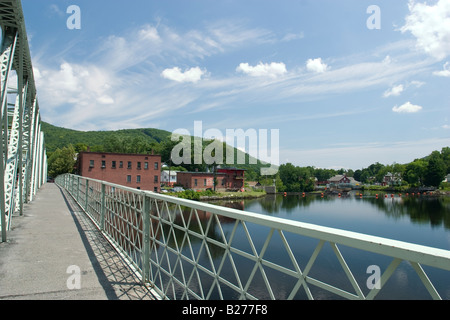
[0,183,155,300]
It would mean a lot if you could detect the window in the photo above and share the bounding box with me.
[137,162,141,170]
[144,162,148,170]
[119,161,123,168]
[112,161,116,169]
[127,175,131,183]
[194,179,198,187]
[101,160,106,168]
[128,161,132,169]
[137,175,141,183]
[154,162,159,170]
[154,187,158,192]
[204,179,207,186]
[154,175,158,183]
[89,160,94,168]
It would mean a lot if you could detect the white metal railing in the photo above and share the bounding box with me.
[56,174,450,300]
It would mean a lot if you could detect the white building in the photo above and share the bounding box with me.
[161,170,178,186]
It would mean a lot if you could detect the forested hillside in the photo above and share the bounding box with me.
[41,122,172,154]
[42,122,269,180]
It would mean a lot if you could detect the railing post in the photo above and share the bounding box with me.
[76,176,80,202]
[85,179,89,211]
[100,182,105,231]
[142,192,150,285]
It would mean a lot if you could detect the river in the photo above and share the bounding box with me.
[199,192,450,299]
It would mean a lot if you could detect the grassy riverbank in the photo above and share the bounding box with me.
[166,189,267,201]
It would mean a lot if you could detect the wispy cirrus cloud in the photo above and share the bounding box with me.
[433,62,450,77]
[32,6,443,132]
[383,84,404,97]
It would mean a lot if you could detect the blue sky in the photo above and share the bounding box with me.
[22,0,450,170]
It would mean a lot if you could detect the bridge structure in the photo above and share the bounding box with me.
[0,0,47,242]
[0,0,450,301]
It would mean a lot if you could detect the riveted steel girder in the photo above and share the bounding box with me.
[0,0,47,241]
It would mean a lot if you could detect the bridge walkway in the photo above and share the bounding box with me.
[0,183,156,300]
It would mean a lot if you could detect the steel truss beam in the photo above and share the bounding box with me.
[0,0,47,242]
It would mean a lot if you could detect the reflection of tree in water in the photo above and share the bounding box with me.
[363,196,450,230]
[248,194,336,215]
[208,194,450,231]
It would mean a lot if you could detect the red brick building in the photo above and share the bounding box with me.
[177,171,225,191]
[76,152,161,192]
[217,168,245,191]
[177,168,245,191]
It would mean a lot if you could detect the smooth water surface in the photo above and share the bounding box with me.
[235,193,450,250]
[202,192,450,299]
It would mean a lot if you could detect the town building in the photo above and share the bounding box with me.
[217,167,245,191]
[76,152,161,192]
[382,172,402,186]
[161,170,178,187]
[328,175,359,189]
[176,167,246,191]
[177,171,225,191]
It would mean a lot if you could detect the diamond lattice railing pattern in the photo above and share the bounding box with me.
[57,174,450,300]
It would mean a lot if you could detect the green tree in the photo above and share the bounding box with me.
[48,145,76,178]
[424,151,446,187]
[441,147,450,174]
[403,159,427,187]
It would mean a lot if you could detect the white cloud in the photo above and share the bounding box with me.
[383,84,404,97]
[392,101,423,113]
[281,32,304,42]
[306,58,328,73]
[138,25,161,42]
[161,66,206,83]
[400,0,450,60]
[236,62,287,78]
[433,62,450,77]
[96,95,115,105]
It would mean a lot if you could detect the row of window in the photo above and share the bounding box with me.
[192,179,226,187]
[89,160,159,170]
[126,175,159,184]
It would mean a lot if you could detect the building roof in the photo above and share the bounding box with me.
[329,175,346,182]
[217,167,246,171]
[329,175,359,184]
[177,171,226,176]
[78,151,161,157]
